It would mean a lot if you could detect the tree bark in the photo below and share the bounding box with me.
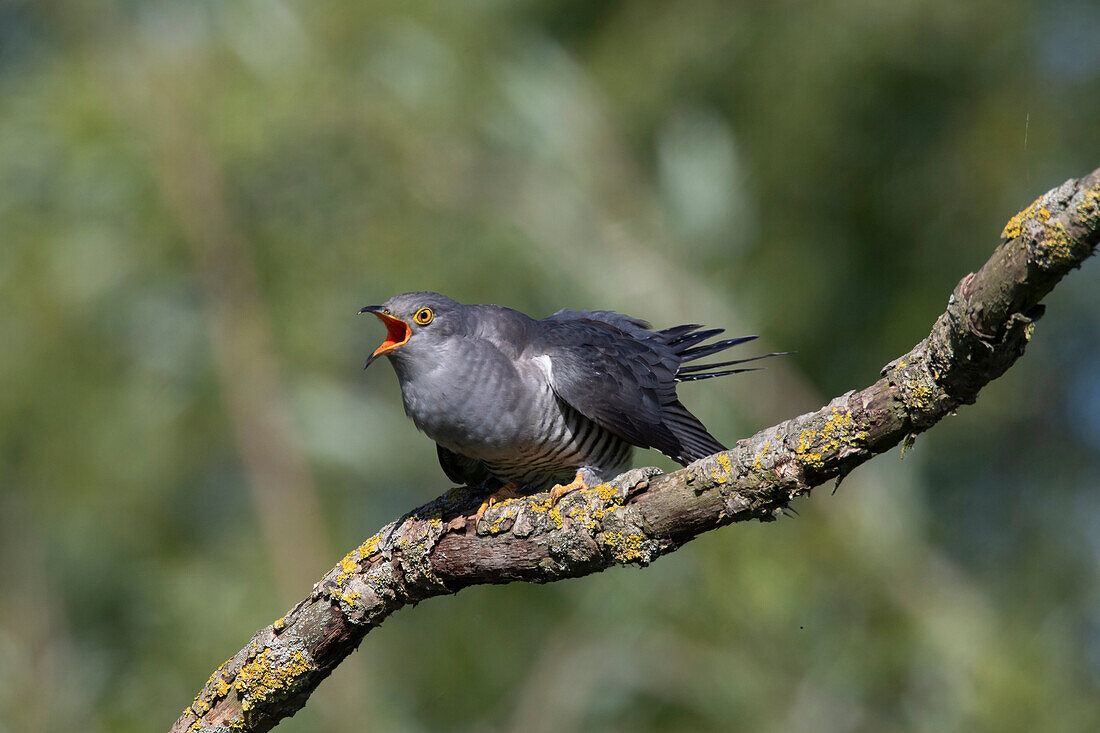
[172,168,1100,733]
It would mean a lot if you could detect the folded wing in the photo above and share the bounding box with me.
[532,311,764,464]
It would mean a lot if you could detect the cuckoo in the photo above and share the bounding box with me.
[360,292,777,516]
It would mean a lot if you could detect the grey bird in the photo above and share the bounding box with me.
[360,292,776,511]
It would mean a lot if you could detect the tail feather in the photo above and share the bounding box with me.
[651,323,788,462]
[676,367,763,382]
[678,335,759,361]
[665,327,726,349]
[656,324,703,341]
[659,324,787,383]
[677,352,790,374]
[661,403,727,463]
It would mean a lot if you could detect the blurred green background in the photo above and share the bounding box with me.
[3,0,1100,731]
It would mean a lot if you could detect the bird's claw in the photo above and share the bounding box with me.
[474,483,520,524]
[549,471,589,506]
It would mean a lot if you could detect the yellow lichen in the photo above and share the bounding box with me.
[1036,221,1074,264]
[1077,187,1100,225]
[358,533,381,558]
[795,429,821,467]
[189,660,233,722]
[709,451,733,484]
[332,533,383,586]
[233,648,314,712]
[1001,196,1050,239]
[487,507,516,535]
[752,441,770,471]
[600,530,648,563]
[906,372,935,409]
[1000,188,1092,268]
[794,408,867,469]
[529,495,552,513]
[594,482,621,503]
[530,492,566,527]
[575,483,625,532]
[214,673,232,699]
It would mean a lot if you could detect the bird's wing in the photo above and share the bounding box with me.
[436,444,499,488]
[545,308,651,333]
[530,316,725,464]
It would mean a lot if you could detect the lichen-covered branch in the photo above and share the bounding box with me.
[172,168,1100,733]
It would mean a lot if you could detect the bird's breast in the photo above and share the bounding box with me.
[394,341,553,459]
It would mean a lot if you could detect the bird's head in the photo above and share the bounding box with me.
[359,291,462,368]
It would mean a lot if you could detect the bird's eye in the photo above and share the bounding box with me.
[414,307,434,325]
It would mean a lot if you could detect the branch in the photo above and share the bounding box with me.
[173,169,1100,732]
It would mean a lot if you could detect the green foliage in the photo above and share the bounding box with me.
[2,1,1099,730]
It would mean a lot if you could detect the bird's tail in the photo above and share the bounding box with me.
[657,325,788,382]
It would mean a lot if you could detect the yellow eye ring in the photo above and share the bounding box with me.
[414,307,434,325]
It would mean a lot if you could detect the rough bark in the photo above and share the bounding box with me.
[172,168,1100,733]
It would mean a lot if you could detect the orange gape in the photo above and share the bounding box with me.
[371,313,411,357]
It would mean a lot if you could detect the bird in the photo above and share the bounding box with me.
[360,291,778,516]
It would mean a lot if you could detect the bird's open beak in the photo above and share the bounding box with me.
[358,306,411,368]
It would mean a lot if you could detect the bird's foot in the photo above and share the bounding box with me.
[549,471,589,506]
[474,483,520,524]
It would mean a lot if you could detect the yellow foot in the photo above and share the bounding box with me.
[475,483,520,524]
[549,471,589,505]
